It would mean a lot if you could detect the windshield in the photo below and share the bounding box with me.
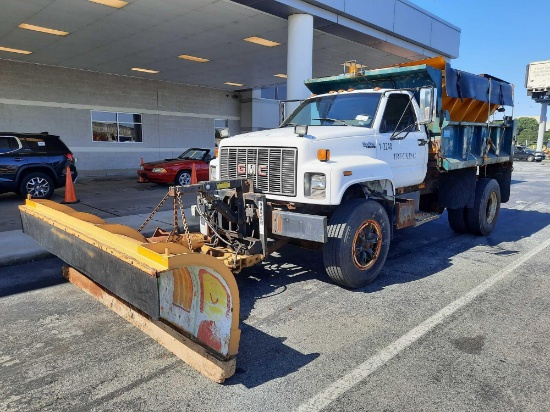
[282,93,381,128]
[178,149,208,160]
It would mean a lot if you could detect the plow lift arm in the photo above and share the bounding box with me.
[18,178,275,383]
[178,178,269,271]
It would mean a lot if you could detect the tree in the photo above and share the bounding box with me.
[516,117,550,148]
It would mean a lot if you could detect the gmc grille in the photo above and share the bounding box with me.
[219,147,297,196]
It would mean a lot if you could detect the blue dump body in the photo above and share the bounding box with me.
[439,120,515,171]
[305,57,515,171]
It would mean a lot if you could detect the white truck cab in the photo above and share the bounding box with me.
[210,89,433,206]
[201,58,514,289]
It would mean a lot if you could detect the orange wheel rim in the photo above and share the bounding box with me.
[352,220,383,270]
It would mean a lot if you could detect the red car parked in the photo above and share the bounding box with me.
[138,148,213,185]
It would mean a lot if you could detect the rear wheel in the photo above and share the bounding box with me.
[466,178,500,236]
[20,172,54,199]
[175,170,191,186]
[323,199,391,288]
[447,207,469,233]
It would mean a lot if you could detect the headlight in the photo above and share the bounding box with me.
[209,165,217,181]
[311,174,326,190]
[152,167,167,173]
[305,173,326,198]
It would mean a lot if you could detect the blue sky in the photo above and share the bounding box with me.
[410,0,549,118]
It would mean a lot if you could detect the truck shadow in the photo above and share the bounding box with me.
[366,207,550,293]
[229,208,550,386]
[226,326,319,388]
[236,207,550,301]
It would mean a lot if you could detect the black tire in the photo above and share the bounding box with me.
[466,178,500,236]
[175,170,191,186]
[19,172,54,199]
[447,207,470,234]
[527,155,534,162]
[323,199,391,288]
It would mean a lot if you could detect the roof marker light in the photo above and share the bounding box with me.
[243,36,281,47]
[89,0,128,8]
[19,23,69,36]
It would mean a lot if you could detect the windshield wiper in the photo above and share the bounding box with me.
[313,117,350,126]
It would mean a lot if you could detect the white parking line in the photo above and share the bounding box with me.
[295,235,550,412]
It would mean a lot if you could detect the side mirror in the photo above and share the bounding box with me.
[418,87,435,125]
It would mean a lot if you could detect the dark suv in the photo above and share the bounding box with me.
[513,146,543,162]
[0,132,77,199]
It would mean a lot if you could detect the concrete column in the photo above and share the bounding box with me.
[536,102,547,152]
[286,14,313,112]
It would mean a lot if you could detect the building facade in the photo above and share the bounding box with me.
[0,0,460,171]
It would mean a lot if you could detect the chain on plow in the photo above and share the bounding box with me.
[137,192,170,233]
[175,186,193,250]
[137,188,193,250]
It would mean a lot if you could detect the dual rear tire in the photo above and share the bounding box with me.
[447,178,501,236]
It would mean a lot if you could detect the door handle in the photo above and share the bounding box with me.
[13,157,24,161]
[417,139,428,146]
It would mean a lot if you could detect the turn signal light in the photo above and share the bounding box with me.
[214,148,219,158]
[317,149,330,161]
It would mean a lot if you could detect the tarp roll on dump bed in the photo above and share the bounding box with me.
[305,56,514,123]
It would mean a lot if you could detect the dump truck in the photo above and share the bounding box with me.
[19,56,515,382]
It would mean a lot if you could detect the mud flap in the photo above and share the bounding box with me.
[19,199,240,382]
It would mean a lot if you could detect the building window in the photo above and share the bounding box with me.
[91,111,143,142]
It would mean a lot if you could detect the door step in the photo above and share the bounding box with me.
[414,211,440,227]
[396,198,440,229]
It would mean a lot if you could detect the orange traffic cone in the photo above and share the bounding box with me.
[61,165,79,204]
[138,157,148,183]
[191,163,198,184]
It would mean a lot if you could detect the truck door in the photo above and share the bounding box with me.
[375,93,428,188]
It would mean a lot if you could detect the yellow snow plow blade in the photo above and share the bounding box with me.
[19,199,240,383]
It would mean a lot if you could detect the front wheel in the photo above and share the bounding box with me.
[175,170,191,186]
[466,178,501,236]
[20,172,55,199]
[527,155,534,162]
[323,199,391,288]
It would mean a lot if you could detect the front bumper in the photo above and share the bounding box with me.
[137,171,174,183]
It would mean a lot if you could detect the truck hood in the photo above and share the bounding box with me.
[224,126,373,146]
